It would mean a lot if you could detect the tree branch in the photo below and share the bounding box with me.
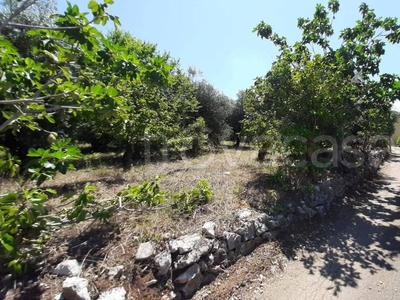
[0,72,63,133]
[0,93,68,105]
[3,17,99,31]
[22,104,81,113]
[0,0,38,31]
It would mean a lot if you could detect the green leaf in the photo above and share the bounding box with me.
[45,189,57,195]
[1,234,15,252]
[27,148,46,157]
[91,84,103,95]
[88,0,98,11]
[84,185,97,192]
[0,193,18,204]
[106,86,118,97]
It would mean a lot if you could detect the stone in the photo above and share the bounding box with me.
[107,265,124,279]
[205,253,214,266]
[62,277,90,300]
[199,260,209,272]
[208,265,222,274]
[307,207,317,218]
[235,220,255,241]
[262,231,279,241]
[285,214,294,225]
[174,263,200,285]
[239,239,256,255]
[98,287,126,300]
[174,238,212,269]
[181,270,203,298]
[202,222,216,237]
[161,291,181,300]
[211,240,226,252]
[266,215,284,230]
[325,201,332,212]
[54,294,64,300]
[234,209,252,219]
[135,242,155,261]
[316,206,326,217]
[257,213,269,224]
[154,250,172,276]
[295,206,307,215]
[227,251,236,262]
[53,260,82,277]
[254,237,263,245]
[316,193,328,206]
[218,240,228,252]
[223,231,241,251]
[169,234,201,254]
[254,219,268,236]
[213,249,227,265]
[202,274,216,285]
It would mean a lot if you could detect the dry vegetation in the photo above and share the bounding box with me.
[1,144,327,299]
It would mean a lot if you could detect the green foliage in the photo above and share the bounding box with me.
[228,90,246,137]
[0,0,216,276]
[117,177,167,208]
[266,169,288,186]
[397,137,400,147]
[172,179,213,217]
[246,1,400,163]
[116,178,213,218]
[193,80,234,145]
[25,139,82,185]
[0,139,85,274]
[0,187,57,274]
[0,146,21,177]
[66,29,199,164]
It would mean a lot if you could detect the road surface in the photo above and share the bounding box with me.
[256,151,400,300]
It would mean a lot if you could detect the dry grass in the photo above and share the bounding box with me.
[33,147,271,235]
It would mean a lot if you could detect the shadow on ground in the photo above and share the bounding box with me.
[276,154,400,296]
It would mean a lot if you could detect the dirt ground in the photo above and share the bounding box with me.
[195,149,400,300]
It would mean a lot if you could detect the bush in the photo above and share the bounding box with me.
[172,179,213,217]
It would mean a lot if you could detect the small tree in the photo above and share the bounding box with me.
[193,80,233,146]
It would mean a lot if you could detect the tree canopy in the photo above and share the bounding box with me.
[246,0,400,162]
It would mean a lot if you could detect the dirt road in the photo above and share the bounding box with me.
[251,152,400,300]
[196,151,400,300]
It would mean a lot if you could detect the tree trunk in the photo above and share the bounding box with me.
[122,142,133,168]
[192,136,200,157]
[235,134,240,148]
[258,147,267,160]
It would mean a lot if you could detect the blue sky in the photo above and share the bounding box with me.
[58,0,400,107]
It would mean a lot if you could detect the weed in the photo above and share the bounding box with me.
[171,179,213,217]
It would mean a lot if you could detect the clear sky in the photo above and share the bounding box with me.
[57,0,400,106]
